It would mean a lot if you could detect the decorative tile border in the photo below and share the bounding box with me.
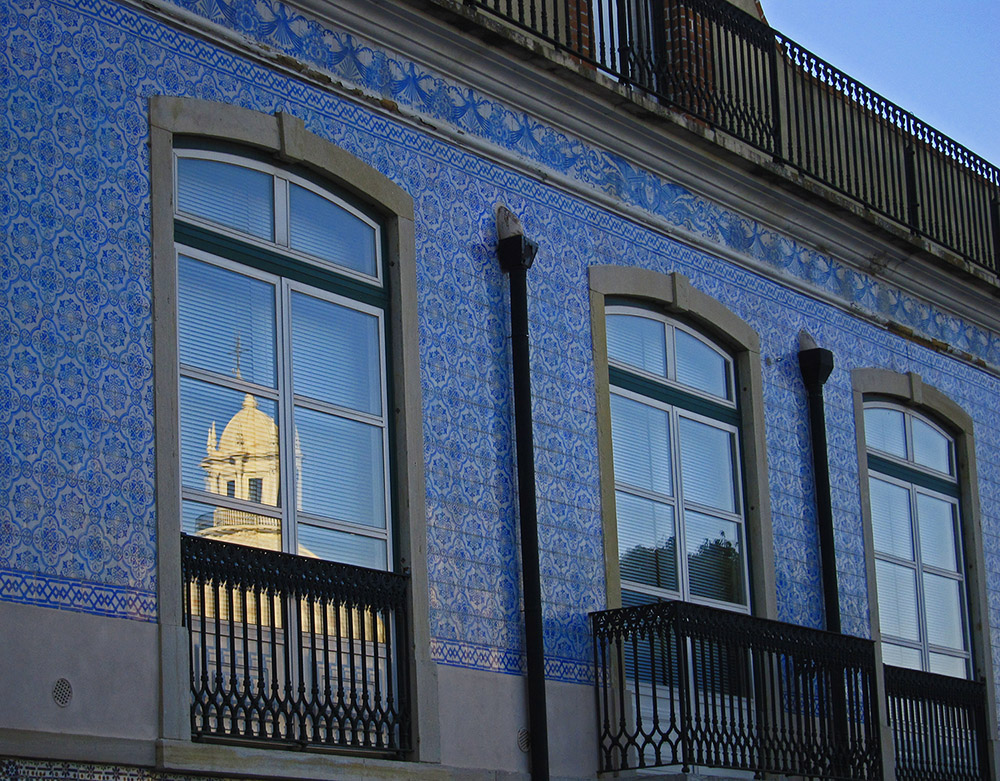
[0,568,156,621]
[430,638,592,684]
[0,757,225,781]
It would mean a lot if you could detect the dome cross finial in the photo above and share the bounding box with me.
[229,332,245,379]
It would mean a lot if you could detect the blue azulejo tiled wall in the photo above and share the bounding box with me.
[3,0,158,620]
[147,0,1000,369]
[4,0,1000,695]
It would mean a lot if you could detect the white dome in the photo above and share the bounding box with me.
[216,394,278,457]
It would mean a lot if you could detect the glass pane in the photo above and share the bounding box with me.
[182,499,281,551]
[178,256,276,387]
[180,378,280,506]
[917,493,959,571]
[615,491,677,592]
[177,157,273,240]
[678,417,736,513]
[686,511,745,605]
[924,573,965,650]
[865,407,906,459]
[869,477,913,559]
[875,560,919,641]
[621,589,657,608]
[606,314,666,377]
[296,407,385,528]
[298,523,386,570]
[610,394,672,497]
[674,329,729,399]
[289,184,377,276]
[929,653,968,678]
[881,642,921,671]
[912,417,953,474]
[290,291,382,415]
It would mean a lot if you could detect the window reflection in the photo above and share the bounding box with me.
[864,402,969,677]
[606,306,746,610]
[175,151,391,572]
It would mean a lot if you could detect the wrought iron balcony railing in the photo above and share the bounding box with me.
[181,534,411,754]
[885,664,991,781]
[591,600,882,778]
[463,0,1000,276]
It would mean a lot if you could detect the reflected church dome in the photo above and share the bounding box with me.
[197,393,282,550]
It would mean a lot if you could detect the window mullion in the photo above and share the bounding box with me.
[274,176,289,246]
[379,308,393,569]
[609,366,739,424]
[665,323,675,383]
[182,487,282,517]
[904,411,913,462]
[907,484,931,671]
[277,279,297,555]
[671,406,689,602]
[296,511,391,540]
[615,483,676,508]
[179,364,280,401]
[292,394,385,427]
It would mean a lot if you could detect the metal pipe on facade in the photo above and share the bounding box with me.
[798,332,840,633]
[496,205,549,781]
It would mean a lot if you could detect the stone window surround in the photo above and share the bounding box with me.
[851,368,999,776]
[150,96,440,777]
[588,265,776,619]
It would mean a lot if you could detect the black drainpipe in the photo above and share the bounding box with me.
[797,333,840,633]
[497,206,549,781]
[799,334,852,769]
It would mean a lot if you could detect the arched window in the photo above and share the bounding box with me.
[173,147,391,568]
[863,401,970,677]
[853,370,998,780]
[607,305,748,610]
[589,266,773,617]
[150,98,429,761]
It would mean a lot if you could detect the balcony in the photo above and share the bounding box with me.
[591,600,882,778]
[181,534,411,754]
[885,665,991,780]
[592,600,992,779]
[449,0,1000,281]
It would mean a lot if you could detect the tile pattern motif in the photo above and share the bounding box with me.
[0,758,232,781]
[2,0,1000,696]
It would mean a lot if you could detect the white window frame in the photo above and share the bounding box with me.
[851,368,999,776]
[174,149,384,287]
[864,401,971,677]
[151,98,439,766]
[606,304,751,613]
[174,242,393,566]
[589,266,775,618]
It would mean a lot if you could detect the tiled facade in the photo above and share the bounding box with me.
[3,0,1000,776]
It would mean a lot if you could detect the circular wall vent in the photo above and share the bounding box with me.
[517,727,530,753]
[52,678,73,708]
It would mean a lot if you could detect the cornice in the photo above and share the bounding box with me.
[125,0,1000,367]
[285,0,1000,339]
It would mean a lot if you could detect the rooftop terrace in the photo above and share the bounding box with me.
[427,0,1000,289]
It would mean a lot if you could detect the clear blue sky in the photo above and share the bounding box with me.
[760,0,1000,167]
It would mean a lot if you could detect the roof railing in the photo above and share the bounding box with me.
[464,0,1000,275]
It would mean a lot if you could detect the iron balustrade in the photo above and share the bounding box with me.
[591,600,882,778]
[181,534,410,754]
[885,664,990,781]
[461,0,1000,274]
